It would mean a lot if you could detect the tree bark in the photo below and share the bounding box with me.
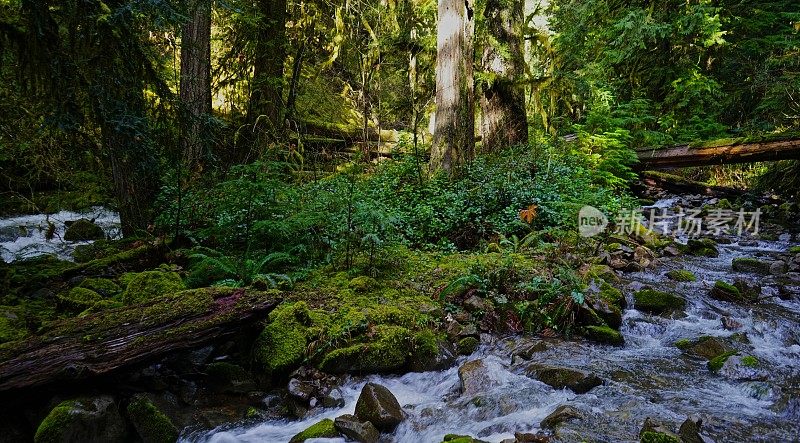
[0,288,280,394]
[431,0,475,173]
[479,0,527,152]
[249,0,287,139]
[180,0,212,169]
[635,137,800,169]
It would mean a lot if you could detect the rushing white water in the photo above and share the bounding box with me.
[183,199,800,443]
[0,207,121,262]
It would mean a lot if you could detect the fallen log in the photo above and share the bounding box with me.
[635,170,748,198]
[0,287,280,394]
[636,136,800,169]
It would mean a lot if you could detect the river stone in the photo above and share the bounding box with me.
[64,218,105,242]
[34,396,127,443]
[354,382,405,432]
[287,378,315,402]
[770,260,788,275]
[732,257,773,275]
[678,415,712,443]
[639,417,680,442]
[289,418,339,443]
[677,336,734,360]
[633,289,686,315]
[721,316,743,330]
[718,355,768,381]
[525,364,602,394]
[540,404,582,429]
[458,359,497,396]
[334,414,380,443]
[410,339,457,371]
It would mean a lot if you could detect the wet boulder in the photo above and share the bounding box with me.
[457,336,480,355]
[525,364,602,394]
[710,280,757,304]
[458,359,497,396]
[582,325,624,346]
[687,238,719,258]
[409,334,457,372]
[334,414,380,443]
[639,417,680,443]
[34,396,127,443]
[732,257,773,275]
[715,354,767,381]
[675,336,735,361]
[289,418,340,443]
[678,415,714,443]
[126,394,179,443]
[540,404,582,429]
[64,218,104,242]
[633,289,686,315]
[354,382,405,432]
[665,269,697,282]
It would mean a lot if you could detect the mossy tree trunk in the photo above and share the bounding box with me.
[180,0,212,170]
[479,0,527,152]
[249,0,287,140]
[431,0,476,173]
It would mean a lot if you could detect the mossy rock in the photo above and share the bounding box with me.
[79,278,121,297]
[687,238,719,258]
[666,269,696,282]
[582,325,624,346]
[441,435,486,443]
[121,271,185,305]
[72,239,138,263]
[789,246,800,254]
[457,336,480,355]
[0,306,28,344]
[254,301,317,375]
[675,336,734,360]
[741,355,759,368]
[707,351,738,372]
[34,397,126,443]
[289,418,339,443]
[640,431,681,443]
[731,257,772,275]
[57,287,104,313]
[64,219,105,242]
[320,325,412,373]
[633,289,686,315]
[126,394,178,443]
[584,264,620,284]
[78,299,124,317]
[710,280,751,304]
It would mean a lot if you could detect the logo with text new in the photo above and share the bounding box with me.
[578,206,608,238]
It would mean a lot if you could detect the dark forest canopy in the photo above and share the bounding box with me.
[0,0,798,232]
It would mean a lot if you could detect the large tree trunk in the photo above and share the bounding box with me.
[431,0,475,173]
[180,0,212,169]
[479,0,527,152]
[0,288,280,394]
[249,0,287,139]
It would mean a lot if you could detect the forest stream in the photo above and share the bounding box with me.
[167,194,800,443]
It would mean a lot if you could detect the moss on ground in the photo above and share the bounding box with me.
[0,306,28,344]
[57,287,104,312]
[121,271,185,305]
[78,278,121,297]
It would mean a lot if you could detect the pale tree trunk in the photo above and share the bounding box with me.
[431,0,475,173]
[479,0,527,152]
[250,0,287,139]
[180,0,212,169]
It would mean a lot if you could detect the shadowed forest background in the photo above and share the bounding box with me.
[1,1,800,442]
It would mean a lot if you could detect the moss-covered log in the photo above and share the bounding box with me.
[0,288,280,394]
[636,136,800,169]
